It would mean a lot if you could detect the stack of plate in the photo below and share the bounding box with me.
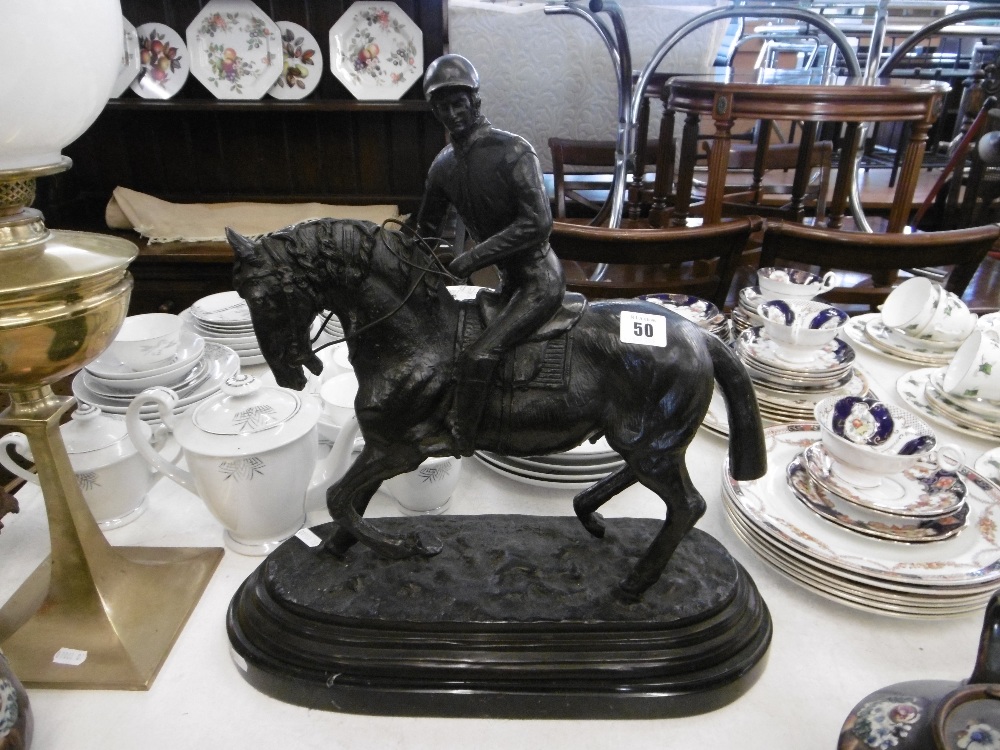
[73,334,240,423]
[311,312,345,349]
[733,326,870,424]
[639,293,731,342]
[897,367,1000,440]
[180,291,264,366]
[730,287,766,335]
[475,437,624,490]
[723,423,1000,618]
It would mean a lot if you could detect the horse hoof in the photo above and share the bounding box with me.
[614,578,645,604]
[323,528,357,557]
[410,531,443,557]
[578,511,606,538]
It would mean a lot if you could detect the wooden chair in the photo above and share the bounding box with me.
[549,137,659,222]
[548,216,763,308]
[757,220,1000,309]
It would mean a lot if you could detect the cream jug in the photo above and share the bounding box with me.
[125,372,361,555]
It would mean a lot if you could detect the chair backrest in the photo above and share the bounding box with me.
[548,215,763,308]
[758,220,1000,307]
[548,137,660,221]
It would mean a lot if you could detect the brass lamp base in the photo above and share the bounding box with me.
[0,389,223,689]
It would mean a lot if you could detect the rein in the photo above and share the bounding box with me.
[310,219,461,354]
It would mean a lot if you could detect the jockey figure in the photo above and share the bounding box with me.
[412,54,566,456]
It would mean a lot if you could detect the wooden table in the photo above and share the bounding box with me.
[665,70,951,232]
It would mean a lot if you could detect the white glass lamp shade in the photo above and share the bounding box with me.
[0,1,123,171]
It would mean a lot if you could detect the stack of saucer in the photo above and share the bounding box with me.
[475,437,624,490]
[723,422,1000,618]
[73,334,240,423]
[733,326,869,424]
[639,293,730,343]
[731,287,765,336]
[180,291,265,366]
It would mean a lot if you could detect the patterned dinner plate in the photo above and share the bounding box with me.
[186,0,282,99]
[863,315,957,366]
[329,1,423,101]
[786,454,968,543]
[723,423,1000,588]
[801,440,967,518]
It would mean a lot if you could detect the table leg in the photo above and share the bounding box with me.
[671,112,701,227]
[887,119,933,233]
[789,121,817,221]
[703,95,735,224]
[649,107,675,227]
[751,120,772,204]
[826,121,861,230]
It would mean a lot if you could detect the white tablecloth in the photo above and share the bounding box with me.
[1,344,997,750]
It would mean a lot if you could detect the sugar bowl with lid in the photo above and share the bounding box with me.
[125,371,361,555]
[0,403,169,529]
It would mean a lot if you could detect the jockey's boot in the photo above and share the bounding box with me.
[447,353,499,457]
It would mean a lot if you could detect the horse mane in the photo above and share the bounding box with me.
[258,218,443,305]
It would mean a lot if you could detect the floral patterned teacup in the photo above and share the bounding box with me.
[757,267,837,302]
[943,329,1000,402]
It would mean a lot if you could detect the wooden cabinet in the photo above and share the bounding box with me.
[36,0,449,313]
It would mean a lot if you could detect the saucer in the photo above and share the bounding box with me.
[801,441,967,518]
[191,291,252,325]
[897,368,1000,442]
[863,316,955,365]
[928,368,1000,421]
[787,454,968,543]
[738,326,855,374]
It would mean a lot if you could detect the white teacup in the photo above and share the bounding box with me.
[109,313,183,371]
[757,267,837,302]
[384,456,461,515]
[757,299,848,363]
[319,372,359,428]
[882,278,977,343]
[943,329,1000,402]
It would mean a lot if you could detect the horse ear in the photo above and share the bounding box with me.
[226,227,258,264]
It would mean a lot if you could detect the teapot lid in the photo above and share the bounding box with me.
[63,403,147,454]
[192,373,307,437]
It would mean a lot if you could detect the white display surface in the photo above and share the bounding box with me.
[1,346,996,749]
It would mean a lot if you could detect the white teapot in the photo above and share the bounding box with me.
[0,403,168,529]
[126,372,361,555]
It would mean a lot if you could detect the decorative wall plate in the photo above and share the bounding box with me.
[131,23,189,99]
[267,21,323,99]
[111,17,141,96]
[186,0,282,100]
[329,2,423,101]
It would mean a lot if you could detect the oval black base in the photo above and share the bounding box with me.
[227,515,772,719]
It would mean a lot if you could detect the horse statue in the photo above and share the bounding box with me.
[226,218,767,599]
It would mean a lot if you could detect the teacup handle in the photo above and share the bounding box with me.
[818,271,837,292]
[0,433,38,485]
[935,443,964,473]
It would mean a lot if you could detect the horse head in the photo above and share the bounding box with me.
[227,226,324,391]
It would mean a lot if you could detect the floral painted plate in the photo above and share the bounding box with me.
[186,0,282,100]
[112,17,142,96]
[898,369,1000,442]
[863,315,956,366]
[131,23,190,99]
[786,454,968,544]
[802,441,967,518]
[723,423,1000,588]
[329,1,424,101]
[267,21,323,100]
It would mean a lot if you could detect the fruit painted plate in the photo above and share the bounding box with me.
[131,23,189,99]
[186,0,282,100]
[111,17,142,97]
[267,21,323,99]
[329,1,423,101]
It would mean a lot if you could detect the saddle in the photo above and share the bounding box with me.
[457,290,587,389]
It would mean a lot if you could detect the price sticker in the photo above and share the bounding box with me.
[295,528,323,548]
[620,311,667,347]
[53,647,88,666]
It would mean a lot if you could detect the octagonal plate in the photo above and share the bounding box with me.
[112,17,142,97]
[186,0,282,100]
[329,2,424,101]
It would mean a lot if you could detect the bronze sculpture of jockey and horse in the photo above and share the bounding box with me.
[224,55,771,716]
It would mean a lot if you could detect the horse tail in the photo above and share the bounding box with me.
[705,333,768,481]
